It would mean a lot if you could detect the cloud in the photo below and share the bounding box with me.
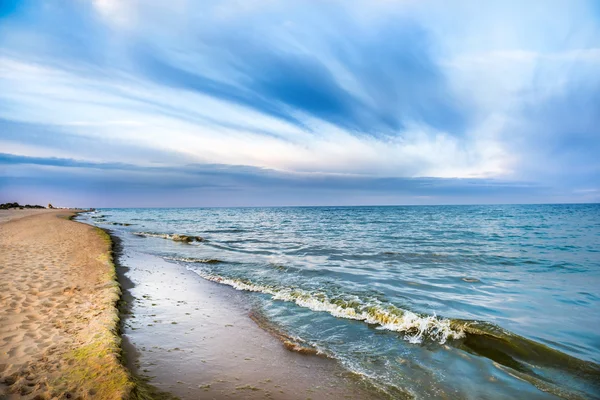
[0,0,599,205]
[0,118,195,165]
[507,75,600,185]
[130,9,468,137]
[0,152,570,208]
[0,57,504,178]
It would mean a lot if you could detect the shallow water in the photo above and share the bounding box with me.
[115,250,381,399]
[79,204,600,399]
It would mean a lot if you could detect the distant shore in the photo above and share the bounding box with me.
[0,210,134,399]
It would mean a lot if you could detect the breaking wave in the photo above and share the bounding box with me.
[164,256,223,264]
[188,269,465,344]
[133,231,204,243]
[189,269,600,398]
[249,311,325,357]
[133,232,173,239]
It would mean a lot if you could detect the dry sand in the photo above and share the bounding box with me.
[0,209,53,224]
[0,210,132,399]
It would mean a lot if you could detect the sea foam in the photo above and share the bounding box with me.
[133,232,204,243]
[164,256,223,264]
[190,269,464,344]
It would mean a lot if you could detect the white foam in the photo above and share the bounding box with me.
[133,232,203,242]
[164,256,221,264]
[133,232,171,239]
[191,270,465,344]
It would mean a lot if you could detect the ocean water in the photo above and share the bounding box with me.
[78,204,600,399]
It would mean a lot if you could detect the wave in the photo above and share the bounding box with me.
[189,269,600,398]
[188,269,464,344]
[133,231,204,243]
[108,222,133,226]
[203,228,248,233]
[164,256,223,264]
[249,311,324,357]
[452,321,600,399]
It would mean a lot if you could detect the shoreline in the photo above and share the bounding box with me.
[1,209,379,400]
[0,210,174,399]
[106,233,177,400]
[106,224,386,399]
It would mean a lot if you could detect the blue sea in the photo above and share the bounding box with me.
[79,204,600,399]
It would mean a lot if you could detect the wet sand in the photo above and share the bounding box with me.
[0,210,132,399]
[116,240,383,399]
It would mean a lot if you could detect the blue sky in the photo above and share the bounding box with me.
[1,0,599,207]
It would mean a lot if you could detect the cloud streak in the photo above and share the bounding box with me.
[0,0,599,205]
[0,152,557,207]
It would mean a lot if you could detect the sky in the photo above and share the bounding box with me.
[0,0,599,207]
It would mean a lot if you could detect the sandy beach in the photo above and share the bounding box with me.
[0,210,132,399]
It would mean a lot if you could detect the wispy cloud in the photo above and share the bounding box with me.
[0,0,599,205]
[0,152,558,207]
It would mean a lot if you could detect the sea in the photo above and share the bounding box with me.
[78,204,600,399]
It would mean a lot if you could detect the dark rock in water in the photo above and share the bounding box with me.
[131,232,203,243]
[282,340,322,356]
[172,234,204,243]
[171,234,190,242]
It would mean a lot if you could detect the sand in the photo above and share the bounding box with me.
[0,210,132,399]
[0,209,53,224]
